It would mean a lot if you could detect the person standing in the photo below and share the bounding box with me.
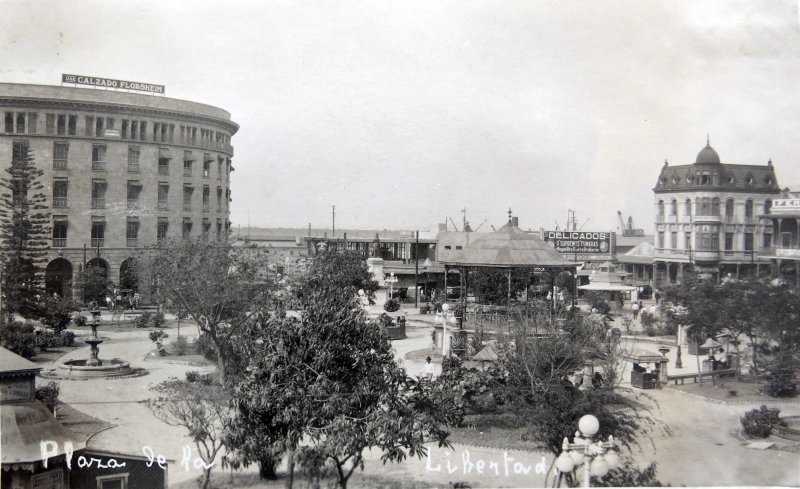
[632,301,640,320]
[419,356,435,382]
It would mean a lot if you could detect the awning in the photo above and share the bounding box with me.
[1,402,85,464]
[578,283,637,291]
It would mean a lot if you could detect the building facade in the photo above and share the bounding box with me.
[652,140,780,283]
[759,189,800,286]
[0,83,238,299]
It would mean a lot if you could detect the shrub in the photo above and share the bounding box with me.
[193,334,218,362]
[134,312,153,329]
[151,312,166,328]
[37,296,78,334]
[35,330,60,351]
[36,382,60,413]
[0,322,39,358]
[764,351,797,398]
[149,330,169,343]
[741,405,781,438]
[383,298,400,312]
[594,462,663,487]
[185,370,215,385]
[73,315,88,327]
[170,336,189,356]
[60,330,76,347]
[585,291,611,314]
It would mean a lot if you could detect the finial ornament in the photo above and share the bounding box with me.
[507,207,513,223]
[706,134,710,146]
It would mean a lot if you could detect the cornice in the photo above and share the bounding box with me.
[0,96,239,134]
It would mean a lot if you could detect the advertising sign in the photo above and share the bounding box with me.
[772,199,800,213]
[62,74,165,94]
[544,231,611,254]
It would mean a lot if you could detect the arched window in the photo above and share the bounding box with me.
[764,199,772,214]
[700,197,711,215]
[745,200,754,218]
[712,197,720,216]
[670,199,678,216]
[684,199,692,216]
[657,200,664,217]
[725,198,735,217]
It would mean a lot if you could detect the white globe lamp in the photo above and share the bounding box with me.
[578,414,600,437]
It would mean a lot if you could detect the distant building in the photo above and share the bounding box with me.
[652,139,780,283]
[758,187,800,286]
[0,82,238,300]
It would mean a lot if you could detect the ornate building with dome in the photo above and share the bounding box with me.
[652,138,780,284]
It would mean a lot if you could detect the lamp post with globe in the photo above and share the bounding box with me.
[553,414,620,487]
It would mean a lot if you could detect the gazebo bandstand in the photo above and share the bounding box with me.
[438,213,576,358]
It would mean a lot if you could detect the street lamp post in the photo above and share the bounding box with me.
[554,414,619,488]
[385,272,398,300]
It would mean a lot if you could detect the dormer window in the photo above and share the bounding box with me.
[686,175,694,183]
[700,174,710,185]
[727,176,735,184]
[672,176,679,184]
[746,175,754,186]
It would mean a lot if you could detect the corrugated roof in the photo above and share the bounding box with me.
[442,222,573,268]
[0,347,41,375]
[1,402,86,463]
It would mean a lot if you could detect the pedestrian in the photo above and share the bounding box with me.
[632,301,640,319]
[133,292,141,309]
[654,290,661,304]
[105,295,112,311]
[419,356,435,382]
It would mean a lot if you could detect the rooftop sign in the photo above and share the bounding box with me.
[62,74,165,94]
[544,231,612,254]
[772,199,800,213]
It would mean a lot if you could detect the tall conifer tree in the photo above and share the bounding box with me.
[0,142,50,319]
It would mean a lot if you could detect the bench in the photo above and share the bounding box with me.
[772,423,800,442]
[667,369,736,385]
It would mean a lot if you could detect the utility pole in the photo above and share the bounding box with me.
[414,230,419,308]
[461,208,467,231]
[331,205,336,237]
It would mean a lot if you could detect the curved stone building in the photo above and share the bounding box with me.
[652,139,780,283]
[0,83,238,299]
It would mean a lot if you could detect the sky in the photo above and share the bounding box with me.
[2,0,799,235]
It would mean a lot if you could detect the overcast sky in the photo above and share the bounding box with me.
[2,0,799,234]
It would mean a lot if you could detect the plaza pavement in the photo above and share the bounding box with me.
[47,309,800,488]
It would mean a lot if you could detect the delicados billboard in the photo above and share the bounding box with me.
[62,74,165,94]
[544,231,611,254]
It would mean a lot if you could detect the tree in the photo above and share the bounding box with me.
[496,304,658,456]
[139,238,275,380]
[225,250,459,489]
[81,264,113,305]
[469,268,539,305]
[146,374,229,489]
[0,143,50,320]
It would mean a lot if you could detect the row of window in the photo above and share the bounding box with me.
[52,178,230,212]
[657,230,768,252]
[4,111,231,150]
[50,141,231,180]
[657,198,771,218]
[52,215,230,248]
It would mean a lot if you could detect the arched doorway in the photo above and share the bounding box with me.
[119,258,139,292]
[45,258,73,299]
[84,258,110,303]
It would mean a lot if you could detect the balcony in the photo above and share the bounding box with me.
[128,163,140,173]
[203,202,209,212]
[158,165,169,175]
[157,201,169,210]
[126,238,138,247]
[53,159,68,170]
[692,215,722,223]
[91,238,104,248]
[52,197,68,208]
[91,198,106,209]
[92,160,107,171]
[127,199,140,210]
[52,238,66,248]
[183,168,193,177]
[183,202,192,212]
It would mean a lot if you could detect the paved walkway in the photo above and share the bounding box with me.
[46,312,800,487]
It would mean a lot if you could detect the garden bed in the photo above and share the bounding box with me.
[669,376,798,403]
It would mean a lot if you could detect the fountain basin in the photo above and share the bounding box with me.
[40,358,147,380]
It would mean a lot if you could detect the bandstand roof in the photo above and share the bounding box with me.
[441,221,573,268]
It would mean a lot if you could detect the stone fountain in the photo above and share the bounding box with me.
[44,307,144,380]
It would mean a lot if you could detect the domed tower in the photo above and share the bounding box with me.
[652,137,780,284]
